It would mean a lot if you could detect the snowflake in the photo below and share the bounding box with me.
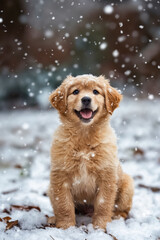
[112,49,119,57]
[104,5,113,14]
[99,42,107,50]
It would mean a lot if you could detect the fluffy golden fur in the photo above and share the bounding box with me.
[48,74,134,230]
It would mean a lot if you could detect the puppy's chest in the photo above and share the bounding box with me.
[70,149,99,174]
[73,150,96,162]
[71,157,97,199]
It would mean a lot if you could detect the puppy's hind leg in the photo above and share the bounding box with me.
[113,173,134,219]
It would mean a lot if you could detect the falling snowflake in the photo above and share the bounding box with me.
[99,42,108,50]
[118,36,126,42]
[124,70,131,76]
[112,49,119,57]
[22,123,30,130]
[83,38,88,42]
[148,94,154,100]
[104,5,113,14]
[44,29,54,38]
[139,25,144,29]
[65,33,70,38]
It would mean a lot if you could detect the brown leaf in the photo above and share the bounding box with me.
[138,184,160,192]
[0,217,19,231]
[133,175,143,180]
[0,216,11,223]
[3,216,12,223]
[6,220,18,230]
[11,205,41,212]
[50,236,56,240]
[2,189,19,195]
[108,233,118,240]
[14,164,23,169]
[133,147,144,156]
[2,208,10,214]
[36,223,56,229]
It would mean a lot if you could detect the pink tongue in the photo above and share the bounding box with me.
[80,109,92,119]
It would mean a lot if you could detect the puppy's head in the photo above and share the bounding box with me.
[49,75,122,125]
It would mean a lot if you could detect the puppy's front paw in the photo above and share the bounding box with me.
[48,216,56,225]
[56,220,75,229]
[92,216,111,230]
[113,210,128,219]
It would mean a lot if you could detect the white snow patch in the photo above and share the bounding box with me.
[11,209,47,230]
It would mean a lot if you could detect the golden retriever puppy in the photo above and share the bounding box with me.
[48,74,134,230]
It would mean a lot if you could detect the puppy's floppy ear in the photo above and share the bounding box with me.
[49,83,67,114]
[105,84,122,115]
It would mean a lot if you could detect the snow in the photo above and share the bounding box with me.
[65,33,70,38]
[0,98,160,239]
[83,37,88,42]
[124,70,131,76]
[104,5,114,15]
[139,25,144,29]
[148,94,154,100]
[100,42,108,50]
[112,49,119,57]
[44,29,54,38]
[119,22,123,28]
[0,18,3,23]
[107,217,160,240]
[118,36,126,42]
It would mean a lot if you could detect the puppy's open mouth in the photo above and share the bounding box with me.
[74,108,98,123]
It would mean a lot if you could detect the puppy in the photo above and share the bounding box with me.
[48,74,134,230]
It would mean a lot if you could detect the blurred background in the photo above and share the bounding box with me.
[0,0,160,110]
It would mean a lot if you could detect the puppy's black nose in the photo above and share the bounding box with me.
[81,96,91,106]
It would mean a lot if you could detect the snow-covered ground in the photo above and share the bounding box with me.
[0,98,160,240]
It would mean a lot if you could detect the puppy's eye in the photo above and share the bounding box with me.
[93,89,99,95]
[73,89,79,95]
